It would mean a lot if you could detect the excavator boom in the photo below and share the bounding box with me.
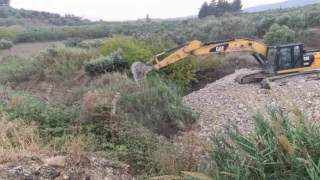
[132,38,268,86]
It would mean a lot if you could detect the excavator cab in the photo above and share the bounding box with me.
[262,44,304,74]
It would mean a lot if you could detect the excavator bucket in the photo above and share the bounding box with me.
[131,61,154,86]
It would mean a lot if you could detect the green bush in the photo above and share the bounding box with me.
[210,107,320,179]
[63,38,84,48]
[0,39,13,50]
[100,35,152,65]
[264,24,298,45]
[64,38,102,49]
[85,48,128,76]
[158,56,200,87]
[142,37,177,55]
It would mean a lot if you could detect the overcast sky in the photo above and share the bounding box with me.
[10,0,286,21]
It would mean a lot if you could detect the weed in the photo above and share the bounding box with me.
[0,90,79,139]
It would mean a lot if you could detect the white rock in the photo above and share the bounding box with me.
[43,156,67,167]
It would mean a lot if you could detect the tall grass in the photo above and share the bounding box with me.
[210,107,320,179]
[0,115,43,163]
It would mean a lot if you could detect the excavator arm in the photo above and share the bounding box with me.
[131,38,268,86]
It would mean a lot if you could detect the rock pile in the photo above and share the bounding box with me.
[183,69,320,141]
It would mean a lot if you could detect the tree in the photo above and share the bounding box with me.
[198,0,240,19]
[231,0,242,12]
[0,0,10,7]
[216,0,231,17]
[209,0,217,16]
[198,2,210,19]
[146,14,151,23]
[264,24,297,45]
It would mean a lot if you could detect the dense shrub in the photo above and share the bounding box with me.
[142,37,177,55]
[100,35,152,65]
[0,39,13,50]
[264,24,298,45]
[63,38,83,47]
[158,56,200,87]
[85,48,128,76]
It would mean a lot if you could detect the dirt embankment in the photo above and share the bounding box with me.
[183,69,320,141]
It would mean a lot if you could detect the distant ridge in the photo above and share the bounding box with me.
[244,0,320,12]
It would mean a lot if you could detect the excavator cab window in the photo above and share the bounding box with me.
[278,47,292,70]
[276,44,303,71]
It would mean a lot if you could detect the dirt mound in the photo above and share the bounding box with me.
[183,69,320,141]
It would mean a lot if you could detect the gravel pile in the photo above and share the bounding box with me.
[183,69,320,141]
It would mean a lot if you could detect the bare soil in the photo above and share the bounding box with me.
[0,41,64,60]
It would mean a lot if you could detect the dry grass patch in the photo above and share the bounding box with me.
[0,114,44,163]
[80,89,116,124]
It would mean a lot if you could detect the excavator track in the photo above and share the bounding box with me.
[236,70,273,84]
[261,70,320,89]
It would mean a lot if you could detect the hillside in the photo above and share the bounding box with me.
[244,0,320,12]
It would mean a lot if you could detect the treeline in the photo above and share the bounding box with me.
[0,25,112,43]
[0,4,320,46]
[0,7,90,26]
[198,0,242,19]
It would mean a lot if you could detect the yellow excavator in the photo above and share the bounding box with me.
[131,38,320,88]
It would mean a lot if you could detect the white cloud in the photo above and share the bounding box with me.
[10,0,286,21]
